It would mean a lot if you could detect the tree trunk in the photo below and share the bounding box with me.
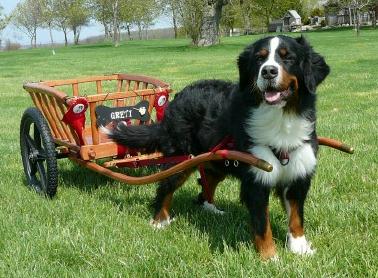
[74,27,81,45]
[198,0,226,47]
[73,26,77,45]
[172,8,178,39]
[356,8,360,36]
[138,24,142,40]
[63,28,68,46]
[33,27,37,48]
[48,24,55,55]
[373,10,376,28]
[113,0,120,47]
[127,25,132,40]
[349,7,353,25]
[48,24,54,46]
[104,22,109,39]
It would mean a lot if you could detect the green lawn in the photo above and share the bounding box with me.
[0,29,377,277]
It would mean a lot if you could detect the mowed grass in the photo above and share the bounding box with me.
[0,29,377,277]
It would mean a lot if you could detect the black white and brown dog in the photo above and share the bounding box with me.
[108,35,330,260]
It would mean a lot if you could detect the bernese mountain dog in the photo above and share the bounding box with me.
[109,35,330,260]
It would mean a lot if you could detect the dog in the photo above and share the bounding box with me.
[108,35,330,260]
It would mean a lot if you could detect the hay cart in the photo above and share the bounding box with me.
[20,74,354,197]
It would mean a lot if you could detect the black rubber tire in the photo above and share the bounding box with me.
[20,107,58,198]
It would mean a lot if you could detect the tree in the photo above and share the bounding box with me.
[12,0,43,48]
[367,0,377,28]
[132,0,159,40]
[40,0,57,49]
[198,0,229,46]
[161,0,181,38]
[252,0,303,28]
[54,0,71,46]
[69,0,91,45]
[331,0,373,35]
[89,0,113,39]
[0,5,11,49]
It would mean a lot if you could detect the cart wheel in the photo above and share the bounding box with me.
[20,107,58,198]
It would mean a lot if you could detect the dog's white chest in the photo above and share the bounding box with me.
[246,104,313,151]
[246,104,316,186]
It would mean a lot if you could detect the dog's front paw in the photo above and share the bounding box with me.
[150,216,175,229]
[202,201,225,215]
[286,233,316,255]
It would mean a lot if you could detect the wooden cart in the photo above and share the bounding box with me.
[20,74,354,197]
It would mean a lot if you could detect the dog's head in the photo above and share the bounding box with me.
[238,35,330,107]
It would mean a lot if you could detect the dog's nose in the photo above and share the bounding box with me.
[261,65,278,79]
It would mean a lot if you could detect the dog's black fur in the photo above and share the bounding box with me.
[109,35,330,259]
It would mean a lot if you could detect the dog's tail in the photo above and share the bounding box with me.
[103,123,163,153]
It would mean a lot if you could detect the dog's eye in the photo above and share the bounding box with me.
[256,56,265,64]
[283,55,295,63]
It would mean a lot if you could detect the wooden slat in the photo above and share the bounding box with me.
[89,102,99,145]
[117,79,123,91]
[124,80,130,93]
[72,83,79,96]
[46,96,68,140]
[53,98,78,145]
[133,81,140,91]
[96,80,103,94]
[35,93,59,138]
[85,89,156,103]
[29,93,44,113]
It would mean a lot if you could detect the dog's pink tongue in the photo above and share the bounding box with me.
[265,91,281,102]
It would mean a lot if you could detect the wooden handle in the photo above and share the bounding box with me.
[70,149,273,185]
[318,137,354,154]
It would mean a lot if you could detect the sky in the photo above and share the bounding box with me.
[1,0,172,46]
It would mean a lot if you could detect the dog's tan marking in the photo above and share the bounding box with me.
[288,200,304,237]
[254,208,277,260]
[279,48,288,58]
[154,193,173,222]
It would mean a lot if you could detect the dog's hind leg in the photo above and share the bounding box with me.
[151,168,193,229]
[197,164,226,214]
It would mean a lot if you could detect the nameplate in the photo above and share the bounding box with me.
[95,100,150,126]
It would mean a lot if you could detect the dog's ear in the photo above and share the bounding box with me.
[237,44,254,90]
[296,36,330,93]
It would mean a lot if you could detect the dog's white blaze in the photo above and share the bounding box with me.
[247,104,316,186]
[286,233,315,255]
[257,37,282,91]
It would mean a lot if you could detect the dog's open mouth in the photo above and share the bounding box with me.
[264,88,291,105]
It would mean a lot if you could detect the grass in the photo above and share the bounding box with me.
[0,29,377,277]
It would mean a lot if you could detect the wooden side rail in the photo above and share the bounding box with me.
[40,74,119,87]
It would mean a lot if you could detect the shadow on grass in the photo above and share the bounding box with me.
[167,186,288,253]
[58,164,288,254]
